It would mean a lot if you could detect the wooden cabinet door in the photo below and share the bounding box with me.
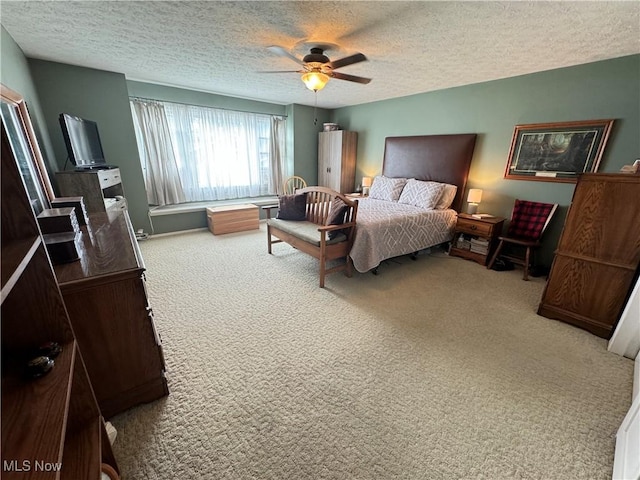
[337,131,357,193]
[558,177,640,265]
[318,131,340,190]
[54,210,168,417]
[318,131,357,193]
[538,174,640,338]
[61,271,168,418]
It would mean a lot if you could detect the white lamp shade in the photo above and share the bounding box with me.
[467,189,483,204]
[361,176,372,188]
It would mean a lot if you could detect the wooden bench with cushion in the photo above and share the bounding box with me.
[264,186,359,288]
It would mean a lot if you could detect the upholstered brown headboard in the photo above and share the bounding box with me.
[382,134,477,212]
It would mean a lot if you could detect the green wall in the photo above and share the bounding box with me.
[331,54,640,265]
[27,60,151,232]
[149,211,210,235]
[289,103,331,185]
[4,21,638,259]
[127,80,287,116]
[0,27,57,184]
[1,29,330,235]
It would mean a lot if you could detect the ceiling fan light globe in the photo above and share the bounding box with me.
[302,72,329,92]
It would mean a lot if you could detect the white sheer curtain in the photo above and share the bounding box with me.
[132,98,287,205]
[130,100,186,206]
[269,116,286,194]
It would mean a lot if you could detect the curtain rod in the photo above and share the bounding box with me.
[129,96,288,118]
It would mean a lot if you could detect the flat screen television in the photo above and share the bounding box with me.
[59,113,111,169]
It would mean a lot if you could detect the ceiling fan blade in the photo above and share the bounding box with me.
[331,71,371,84]
[267,45,305,66]
[327,52,367,70]
[257,70,303,73]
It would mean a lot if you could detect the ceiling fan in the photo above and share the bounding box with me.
[266,45,371,92]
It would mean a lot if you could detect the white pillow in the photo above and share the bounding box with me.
[398,179,445,210]
[368,176,408,202]
[435,183,458,210]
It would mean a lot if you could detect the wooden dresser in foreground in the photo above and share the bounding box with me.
[538,173,640,339]
[2,121,120,478]
[54,209,168,417]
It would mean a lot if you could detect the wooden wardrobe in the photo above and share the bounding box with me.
[318,130,357,193]
[538,173,640,339]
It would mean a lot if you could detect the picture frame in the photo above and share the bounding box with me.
[504,119,614,183]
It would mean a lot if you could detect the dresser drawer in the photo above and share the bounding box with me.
[456,217,494,236]
[98,168,121,189]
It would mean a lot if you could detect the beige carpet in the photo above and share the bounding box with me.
[111,226,634,479]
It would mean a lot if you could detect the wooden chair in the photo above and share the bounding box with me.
[487,199,558,280]
[282,175,307,195]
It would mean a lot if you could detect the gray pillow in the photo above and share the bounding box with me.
[327,197,348,240]
[435,183,458,209]
[369,176,408,202]
[398,179,446,209]
[277,193,307,220]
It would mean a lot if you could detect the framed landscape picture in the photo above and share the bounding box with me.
[504,119,614,183]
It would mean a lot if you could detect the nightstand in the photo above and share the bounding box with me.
[449,213,505,265]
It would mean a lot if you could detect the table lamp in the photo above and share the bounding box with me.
[362,177,372,196]
[466,189,483,214]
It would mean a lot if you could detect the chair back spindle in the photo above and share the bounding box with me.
[283,176,307,195]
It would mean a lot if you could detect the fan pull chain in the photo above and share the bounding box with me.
[313,90,318,126]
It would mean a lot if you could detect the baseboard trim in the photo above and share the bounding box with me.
[149,227,209,239]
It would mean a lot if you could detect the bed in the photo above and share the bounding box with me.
[348,134,477,273]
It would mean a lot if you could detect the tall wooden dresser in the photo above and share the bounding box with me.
[538,173,640,338]
[54,209,169,418]
[318,130,357,193]
[2,120,120,477]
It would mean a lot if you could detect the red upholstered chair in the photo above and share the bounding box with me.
[487,199,558,280]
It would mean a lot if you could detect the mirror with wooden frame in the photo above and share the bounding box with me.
[0,84,54,216]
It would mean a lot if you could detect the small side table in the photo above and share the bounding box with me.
[449,213,505,266]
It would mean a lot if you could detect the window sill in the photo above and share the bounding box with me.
[148,197,278,217]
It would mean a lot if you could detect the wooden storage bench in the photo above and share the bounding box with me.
[206,204,259,235]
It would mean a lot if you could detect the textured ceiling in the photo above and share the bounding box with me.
[2,1,639,109]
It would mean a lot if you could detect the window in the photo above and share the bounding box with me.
[130,98,286,205]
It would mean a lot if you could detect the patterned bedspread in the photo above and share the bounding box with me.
[349,198,457,273]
